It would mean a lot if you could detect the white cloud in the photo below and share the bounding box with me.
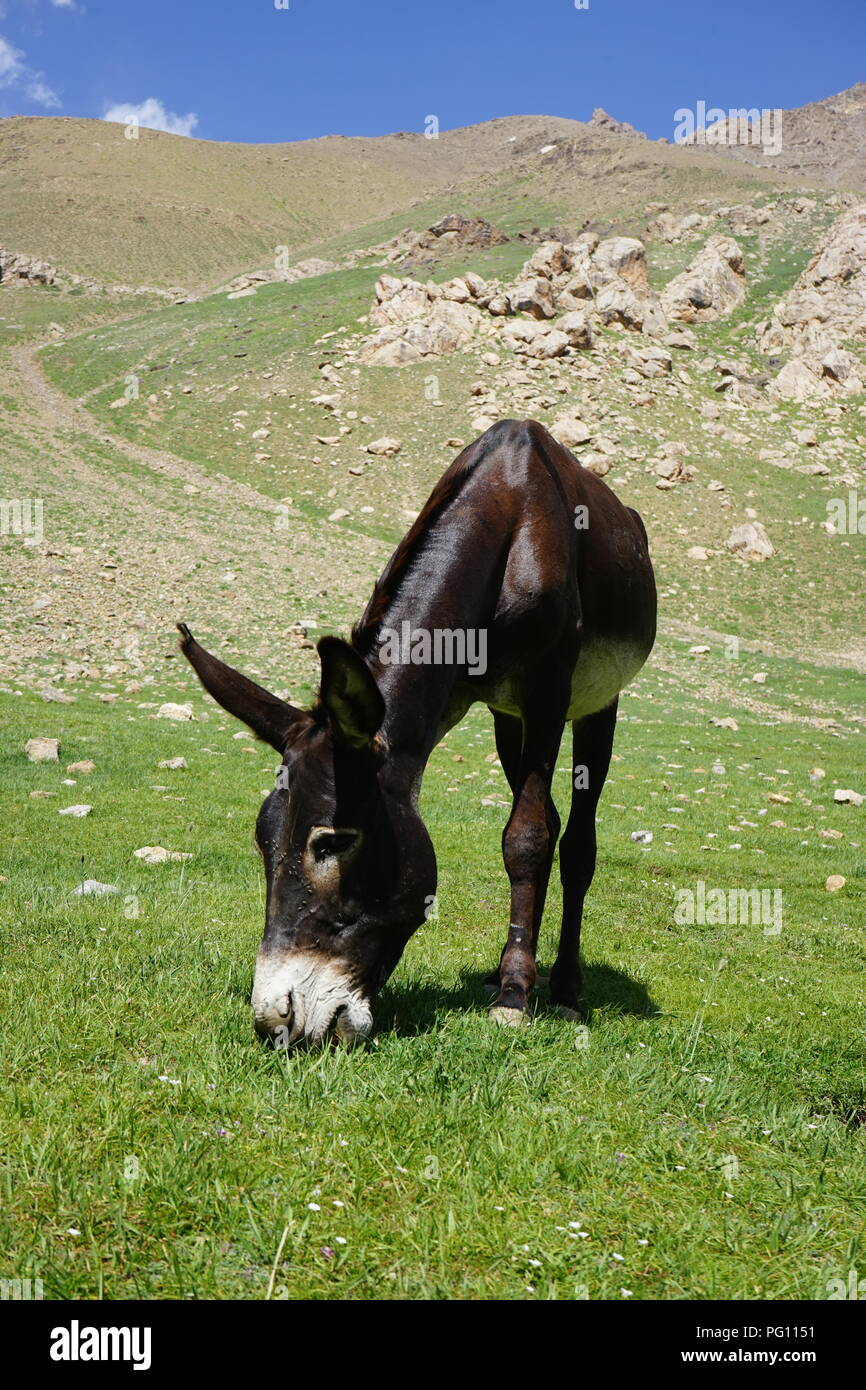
[0,33,60,107]
[102,97,198,138]
[0,35,23,79]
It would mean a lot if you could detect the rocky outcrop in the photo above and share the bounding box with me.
[356,228,676,364]
[349,214,509,268]
[360,279,483,363]
[757,204,866,398]
[590,108,648,140]
[660,235,746,322]
[0,248,56,286]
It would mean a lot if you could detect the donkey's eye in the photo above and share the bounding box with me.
[313,830,358,862]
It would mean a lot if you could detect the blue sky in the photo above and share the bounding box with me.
[0,0,863,144]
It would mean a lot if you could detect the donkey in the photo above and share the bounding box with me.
[179,419,656,1046]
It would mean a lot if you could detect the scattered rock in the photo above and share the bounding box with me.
[552,417,592,449]
[41,685,76,704]
[726,521,774,561]
[133,846,193,864]
[72,880,118,897]
[365,437,402,457]
[25,737,60,763]
[158,757,188,770]
[834,788,864,806]
[157,703,194,721]
[58,804,92,818]
[66,760,96,774]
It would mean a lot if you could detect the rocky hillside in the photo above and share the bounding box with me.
[0,112,801,291]
[702,84,866,190]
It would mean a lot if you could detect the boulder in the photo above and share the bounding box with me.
[25,737,60,763]
[595,281,667,334]
[726,521,774,561]
[592,237,649,291]
[524,240,573,279]
[507,278,557,319]
[500,320,569,358]
[552,417,592,449]
[555,310,595,349]
[369,276,432,326]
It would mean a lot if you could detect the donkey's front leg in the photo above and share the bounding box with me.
[491,704,566,1025]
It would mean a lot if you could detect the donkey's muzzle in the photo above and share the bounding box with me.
[252,949,373,1048]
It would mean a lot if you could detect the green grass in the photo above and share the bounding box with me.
[2,644,864,1300]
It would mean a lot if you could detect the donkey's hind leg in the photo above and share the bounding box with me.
[550,700,619,1017]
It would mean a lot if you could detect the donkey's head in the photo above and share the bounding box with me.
[177,624,435,1047]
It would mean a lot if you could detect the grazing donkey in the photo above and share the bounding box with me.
[179,420,656,1045]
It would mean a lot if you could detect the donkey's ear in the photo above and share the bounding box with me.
[317,636,385,753]
[177,623,304,752]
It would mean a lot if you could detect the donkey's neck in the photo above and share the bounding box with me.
[361,524,502,787]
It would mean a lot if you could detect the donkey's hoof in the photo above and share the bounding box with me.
[489,1005,530,1028]
[551,1004,583,1023]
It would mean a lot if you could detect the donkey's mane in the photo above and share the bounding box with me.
[351,429,499,657]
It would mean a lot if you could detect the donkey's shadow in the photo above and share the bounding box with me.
[376,961,658,1037]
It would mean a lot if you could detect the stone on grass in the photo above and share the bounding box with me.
[157,703,194,722]
[726,522,774,562]
[365,437,402,457]
[133,846,193,864]
[73,880,118,897]
[25,737,60,763]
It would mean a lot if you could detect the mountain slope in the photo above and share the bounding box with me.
[696,83,866,189]
[1,112,800,290]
